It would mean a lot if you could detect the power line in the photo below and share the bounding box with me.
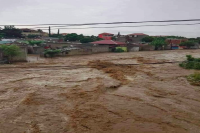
[38,22,200,30]
[1,19,200,27]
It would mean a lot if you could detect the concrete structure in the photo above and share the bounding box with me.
[91,46,109,53]
[98,33,114,40]
[190,43,200,49]
[116,33,148,43]
[43,37,60,43]
[13,45,28,62]
[20,28,48,37]
[91,40,126,51]
[139,44,155,51]
[166,39,188,46]
[129,47,140,52]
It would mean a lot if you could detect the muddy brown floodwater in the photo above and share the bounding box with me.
[1,50,200,133]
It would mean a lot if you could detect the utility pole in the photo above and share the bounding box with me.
[49,26,51,37]
[57,29,60,35]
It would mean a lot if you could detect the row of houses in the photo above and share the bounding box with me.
[0,31,199,63]
[97,32,200,50]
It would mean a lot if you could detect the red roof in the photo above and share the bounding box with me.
[166,39,188,45]
[128,33,148,36]
[99,33,114,35]
[90,40,126,45]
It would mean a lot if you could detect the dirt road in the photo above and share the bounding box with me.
[1,50,200,133]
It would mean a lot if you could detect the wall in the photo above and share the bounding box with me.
[33,47,44,54]
[130,47,140,52]
[190,44,200,49]
[68,49,92,55]
[45,42,76,49]
[140,45,155,51]
[91,46,109,53]
[116,35,148,43]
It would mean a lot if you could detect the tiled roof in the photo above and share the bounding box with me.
[166,39,188,45]
[99,33,114,35]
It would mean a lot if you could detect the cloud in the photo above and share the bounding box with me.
[0,0,200,37]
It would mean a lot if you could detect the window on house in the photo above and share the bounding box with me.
[134,35,137,38]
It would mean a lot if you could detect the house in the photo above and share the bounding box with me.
[116,33,148,43]
[90,40,126,51]
[165,39,188,50]
[20,28,48,37]
[98,33,114,40]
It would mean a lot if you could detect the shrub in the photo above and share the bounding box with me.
[187,73,200,86]
[0,45,21,63]
[115,48,125,53]
[180,55,200,70]
[44,49,61,58]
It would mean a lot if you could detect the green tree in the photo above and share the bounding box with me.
[64,33,80,41]
[28,40,44,46]
[0,45,21,63]
[0,26,22,38]
[141,36,155,43]
[37,29,43,33]
[0,33,4,39]
[80,37,94,43]
[111,36,117,41]
[27,34,41,39]
[150,38,167,50]
[44,49,61,58]
[180,41,195,48]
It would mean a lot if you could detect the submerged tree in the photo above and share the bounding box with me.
[0,45,21,63]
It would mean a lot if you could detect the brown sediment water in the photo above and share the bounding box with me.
[0,50,200,133]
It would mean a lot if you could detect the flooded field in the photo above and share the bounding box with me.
[1,49,200,133]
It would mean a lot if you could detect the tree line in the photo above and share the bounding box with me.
[141,36,200,49]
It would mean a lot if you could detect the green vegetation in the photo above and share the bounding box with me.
[27,34,41,39]
[115,48,125,53]
[44,49,61,58]
[111,36,117,41]
[179,41,195,48]
[141,36,155,43]
[0,26,23,38]
[179,55,200,70]
[150,38,167,50]
[63,33,102,43]
[187,73,200,86]
[0,45,21,63]
[28,40,44,46]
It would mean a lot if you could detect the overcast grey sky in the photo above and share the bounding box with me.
[1,0,200,37]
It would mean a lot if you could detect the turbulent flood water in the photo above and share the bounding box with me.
[1,50,200,133]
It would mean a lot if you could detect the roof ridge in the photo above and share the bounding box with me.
[111,40,117,44]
